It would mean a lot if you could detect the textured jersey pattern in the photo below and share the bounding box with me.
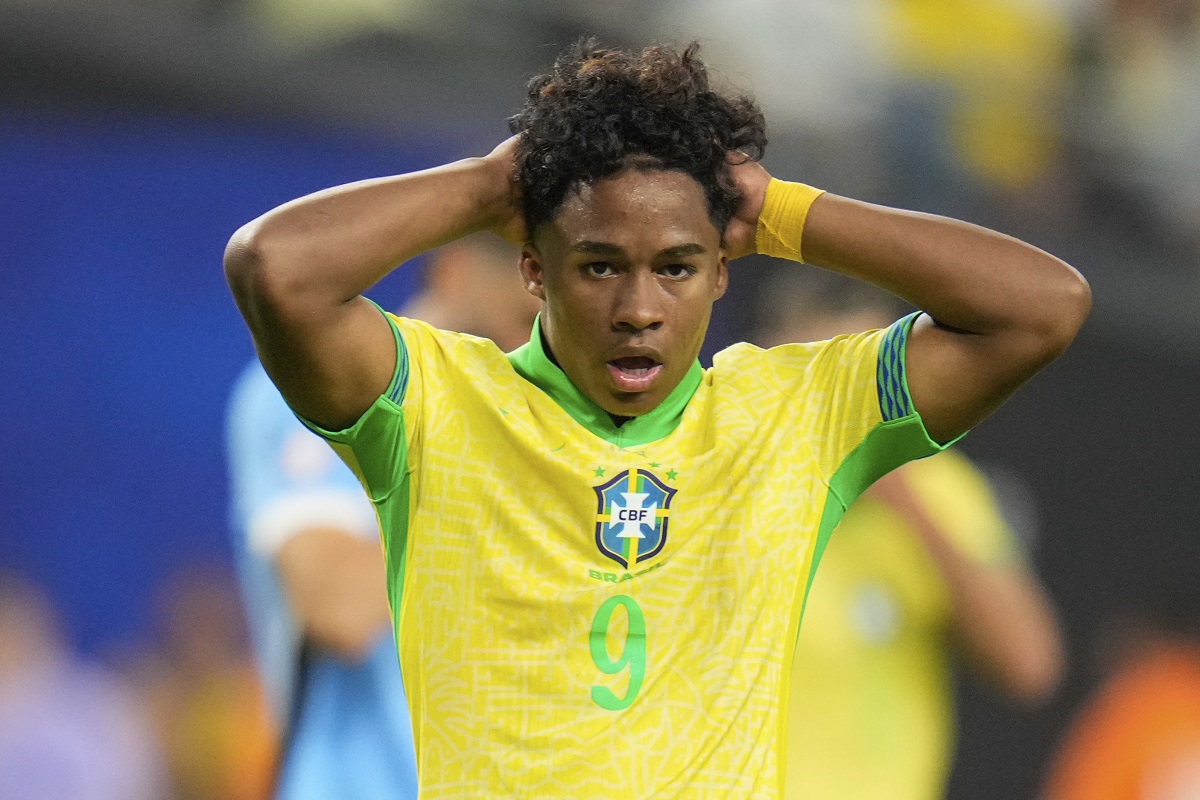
[311,315,935,799]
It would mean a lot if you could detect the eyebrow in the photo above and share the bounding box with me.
[658,243,706,259]
[571,241,707,258]
[572,240,625,256]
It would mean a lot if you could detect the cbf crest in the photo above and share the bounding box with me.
[594,468,676,569]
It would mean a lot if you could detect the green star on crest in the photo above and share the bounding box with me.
[594,466,606,478]
[666,469,679,481]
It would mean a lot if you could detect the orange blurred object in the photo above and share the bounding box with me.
[1044,643,1200,800]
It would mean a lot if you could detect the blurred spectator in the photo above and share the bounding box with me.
[133,564,276,800]
[226,234,537,800]
[1041,585,1200,800]
[1068,0,1200,250]
[0,571,165,800]
[876,0,1077,215]
[676,0,893,197]
[244,0,434,51]
[669,0,1077,211]
[749,267,1066,800]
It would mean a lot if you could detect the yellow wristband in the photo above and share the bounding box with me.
[755,178,826,263]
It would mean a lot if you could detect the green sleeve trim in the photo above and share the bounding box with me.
[798,412,951,629]
[297,391,414,642]
[365,298,409,405]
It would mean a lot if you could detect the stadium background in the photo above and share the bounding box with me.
[3,0,1199,797]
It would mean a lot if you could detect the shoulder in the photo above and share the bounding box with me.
[388,314,521,405]
[710,329,887,388]
[389,314,505,358]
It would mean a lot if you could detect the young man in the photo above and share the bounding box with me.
[226,235,537,800]
[225,40,1089,799]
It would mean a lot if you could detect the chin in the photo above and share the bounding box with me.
[606,392,660,418]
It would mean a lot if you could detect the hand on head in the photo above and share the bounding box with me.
[722,154,772,260]
[483,136,528,246]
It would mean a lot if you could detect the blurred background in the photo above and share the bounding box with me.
[2,0,1199,797]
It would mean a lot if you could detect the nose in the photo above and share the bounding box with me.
[613,271,664,332]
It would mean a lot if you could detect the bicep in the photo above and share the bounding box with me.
[248,293,398,432]
[904,313,1051,445]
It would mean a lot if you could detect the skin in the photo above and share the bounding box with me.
[276,527,391,661]
[521,169,727,417]
[225,135,1089,451]
[724,157,1091,444]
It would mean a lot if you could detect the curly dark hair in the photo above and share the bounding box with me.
[508,38,767,239]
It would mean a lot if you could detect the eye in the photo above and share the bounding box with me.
[659,263,695,279]
[583,261,616,278]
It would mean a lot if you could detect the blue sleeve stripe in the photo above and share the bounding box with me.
[876,312,920,422]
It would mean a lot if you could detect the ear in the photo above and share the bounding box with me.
[713,250,729,301]
[519,244,547,301]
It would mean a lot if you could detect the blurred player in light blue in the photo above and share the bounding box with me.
[226,234,538,800]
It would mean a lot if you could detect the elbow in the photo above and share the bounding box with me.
[1033,265,1092,362]
[990,623,1067,705]
[223,221,306,324]
[224,222,272,308]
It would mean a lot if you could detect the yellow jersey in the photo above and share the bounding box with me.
[308,310,946,798]
[786,449,1019,799]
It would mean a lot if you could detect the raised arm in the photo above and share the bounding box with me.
[224,140,523,431]
[726,162,1091,443]
[801,195,1090,443]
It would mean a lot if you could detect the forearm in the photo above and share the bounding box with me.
[918,527,1065,701]
[799,193,1089,344]
[225,155,514,312]
[868,467,1066,701]
[277,527,392,662]
[901,503,1064,701]
[947,567,1065,703]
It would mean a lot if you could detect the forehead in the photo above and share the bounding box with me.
[539,168,720,253]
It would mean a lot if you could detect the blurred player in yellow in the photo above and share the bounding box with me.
[224,38,1089,798]
[752,267,1065,800]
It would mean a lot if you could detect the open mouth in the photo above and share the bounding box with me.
[607,356,664,393]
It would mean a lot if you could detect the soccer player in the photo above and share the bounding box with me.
[226,235,538,800]
[751,267,1065,799]
[224,39,1090,798]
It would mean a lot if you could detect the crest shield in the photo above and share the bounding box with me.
[594,468,676,569]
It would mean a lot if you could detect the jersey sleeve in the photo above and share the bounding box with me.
[295,307,512,605]
[296,305,505,498]
[764,312,956,515]
[828,312,959,512]
[294,302,468,490]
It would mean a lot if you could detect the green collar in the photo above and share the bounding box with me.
[507,317,703,447]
